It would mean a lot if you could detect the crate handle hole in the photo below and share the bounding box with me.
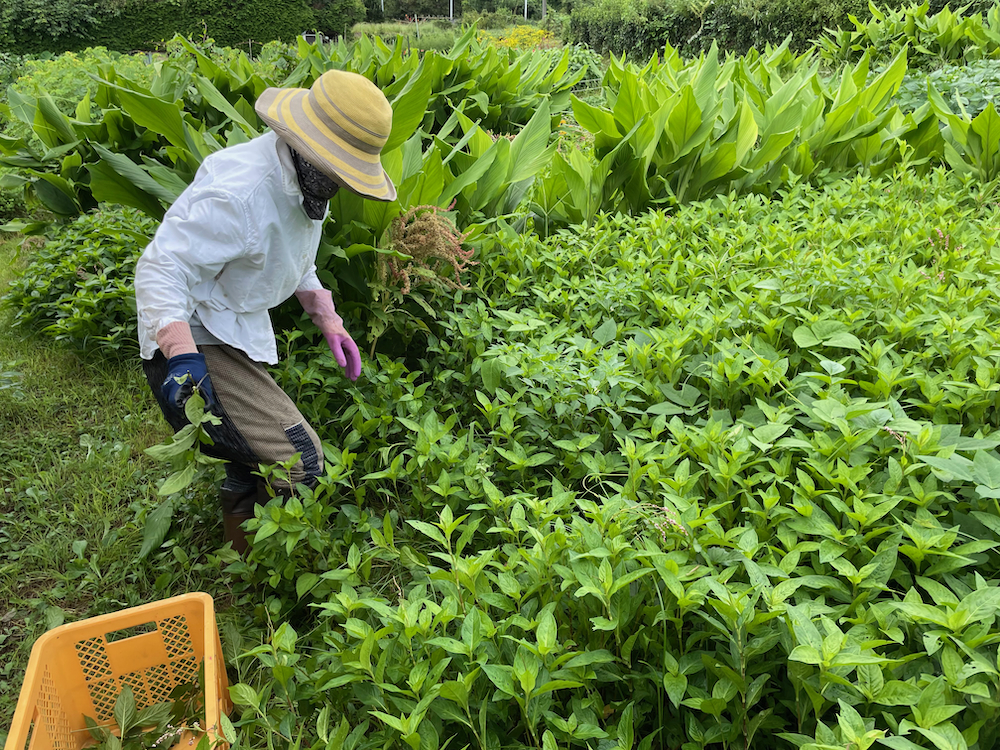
[105,621,158,642]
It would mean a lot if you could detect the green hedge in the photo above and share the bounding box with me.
[1,0,364,54]
[569,0,1000,56]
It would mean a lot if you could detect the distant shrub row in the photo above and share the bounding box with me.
[568,0,998,56]
[0,0,365,55]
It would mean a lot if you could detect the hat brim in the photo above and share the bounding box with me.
[256,87,396,203]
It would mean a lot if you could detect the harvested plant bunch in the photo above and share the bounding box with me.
[380,204,474,294]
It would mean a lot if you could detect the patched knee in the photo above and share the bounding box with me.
[284,422,322,484]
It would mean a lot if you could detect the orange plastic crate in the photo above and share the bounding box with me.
[5,593,232,750]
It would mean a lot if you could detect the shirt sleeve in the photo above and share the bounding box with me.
[296,263,324,292]
[135,189,251,341]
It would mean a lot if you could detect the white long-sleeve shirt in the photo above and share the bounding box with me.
[135,131,326,364]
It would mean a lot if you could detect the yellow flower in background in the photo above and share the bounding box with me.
[480,25,556,50]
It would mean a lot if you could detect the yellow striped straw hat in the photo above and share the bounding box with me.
[255,70,396,202]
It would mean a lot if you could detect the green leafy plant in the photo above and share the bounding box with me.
[534,42,930,229]
[896,58,1000,116]
[1,209,155,356]
[83,683,203,750]
[140,389,224,559]
[819,0,1000,67]
[927,83,1000,181]
[214,167,1000,750]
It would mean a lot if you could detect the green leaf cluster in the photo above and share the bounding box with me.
[819,1,1000,68]
[897,59,1000,118]
[0,208,155,353]
[532,38,992,228]
[214,167,1000,750]
[83,679,205,750]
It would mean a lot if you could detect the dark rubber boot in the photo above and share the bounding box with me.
[220,487,257,556]
[256,480,295,505]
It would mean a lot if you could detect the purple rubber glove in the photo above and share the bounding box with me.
[324,329,361,381]
[296,288,362,381]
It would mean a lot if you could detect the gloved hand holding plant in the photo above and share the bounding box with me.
[296,288,361,381]
[161,352,217,409]
[323,326,362,381]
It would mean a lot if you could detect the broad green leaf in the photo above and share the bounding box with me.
[972,450,1000,490]
[826,331,863,349]
[792,325,822,348]
[509,99,553,183]
[439,144,498,207]
[663,674,687,708]
[753,423,790,445]
[880,737,927,750]
[594,318,617,345]
[698,141,737,184]
[37,95,78,146]
[297,572,320,600]
[427,637,471,656]
[88,160,166,219]
[837,700,866,744]
[858,48,907,112]
[789,645,823,665]
[536,679,583,695]
[193,76,259,137]
[970,103,1000,178]
[956,586,1000,624]
[136,702,172,728]
[482,664,516,696]
[913,723,968,750]
[665,86,702,154]
[469,138,512,211]
[158,463,197,497]
[75,91,92,123]
[918,454,976,483]
[786,604,823,650]
[857,663,885,698]
[139,498,175,558]
[105,79,189,149]
[384,63,433,154]
[113,686,138,735]
[617,703,635,750]
[733,99,759,165]
[96,144,183,206]
[563,650,615,669]
[408,520,446,546]
[219,713,238,745]
[813,399,847,423]
[571,97,620,136]
[893,602,951,628]
[536,611,557,654]
[32,174,79,216]
[273,622,297,653]
[875,680,922,706]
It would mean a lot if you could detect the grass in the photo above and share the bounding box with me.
[0,233,250,734]
[351,21,465,51]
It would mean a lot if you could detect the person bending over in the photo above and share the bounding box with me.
[135,70,395,553]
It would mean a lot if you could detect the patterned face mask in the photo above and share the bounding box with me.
[290,148,340,220]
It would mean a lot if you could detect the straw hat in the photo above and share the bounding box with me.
[255,70,396,202]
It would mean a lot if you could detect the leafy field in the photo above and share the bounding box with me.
[6,7,1000,750]
[7,167,1000,748]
